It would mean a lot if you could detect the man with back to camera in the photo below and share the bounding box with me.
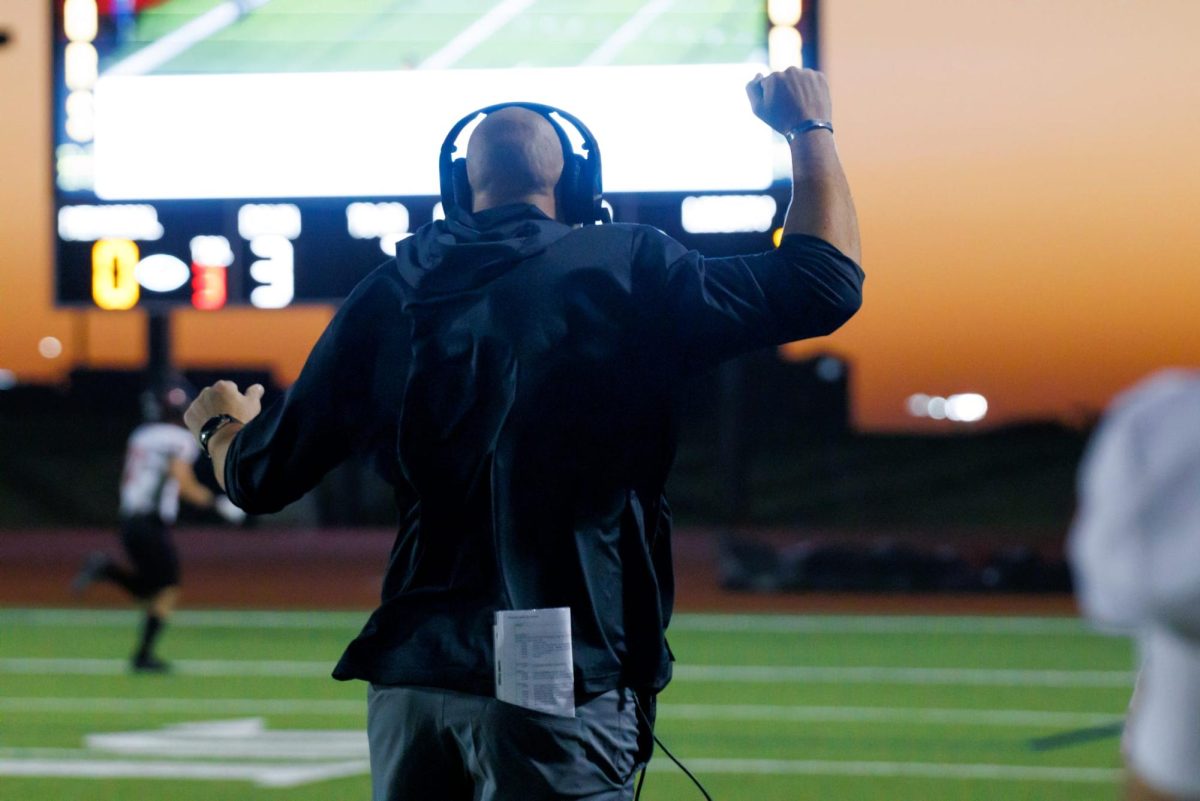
[1069,369,1200,801]
[184,67,863,799]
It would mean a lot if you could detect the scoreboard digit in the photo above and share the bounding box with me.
[91,238,139,311]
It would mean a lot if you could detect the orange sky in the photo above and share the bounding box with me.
[3,0,1199,429]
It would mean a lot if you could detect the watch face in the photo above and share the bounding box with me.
[199,414,234,454]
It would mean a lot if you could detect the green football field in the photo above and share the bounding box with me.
[103,0,765,75]
[0,608,1130,800]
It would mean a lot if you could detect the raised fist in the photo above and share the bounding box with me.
[745,67,832,135]
[183,380,264,438]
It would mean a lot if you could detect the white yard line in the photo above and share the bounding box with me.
[0,697,361,715]
[0,658,1135,686]
[0,753,1118,785]
[0,608,365,629]
[0,658,331,677]
[647,758,1121,783]
[419,0,538,70]
[674,664,1135,687]
[0,608,1096,636]
[662,704,1122,728]
[104,0,272,77]
[0,696,1121,729]
[670,613,1094,636]
[0,757,369,787]
[582,0,674,66]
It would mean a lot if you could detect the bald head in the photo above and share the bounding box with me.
[465,107,564,218]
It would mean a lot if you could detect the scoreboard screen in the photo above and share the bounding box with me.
[53,0,818,309]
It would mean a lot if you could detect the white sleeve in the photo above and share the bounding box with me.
[172,425,202,465]
[1127,625,1200,797]
[1068,370,1200,636]
[1067,400,1152,631]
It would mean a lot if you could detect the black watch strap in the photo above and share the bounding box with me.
[198,414,242,458]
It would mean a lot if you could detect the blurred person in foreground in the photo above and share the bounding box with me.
[185,67,863,800]
[73,383,245,673]
[1069,369,1200,801]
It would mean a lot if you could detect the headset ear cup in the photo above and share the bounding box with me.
[559,154,588,224]
[452,159,473,214]
[580,153,603,222]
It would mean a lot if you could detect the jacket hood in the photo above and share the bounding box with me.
[395,204,573,297]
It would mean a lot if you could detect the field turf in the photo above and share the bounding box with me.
[102,0,764,74]
[0,609,1130,800]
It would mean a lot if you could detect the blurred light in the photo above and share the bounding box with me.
[772,227,784,247]
[64,0,98,42]
[190,235,234,267]
[238,204,301,240]
[64,42,98,91]
[946,393,988,423]
[815,356,845,382]
[432,202,445,222]
[681,194,777,234]
[768,0,803,27]
[347,202,409,240]
[907,392,988,424]
[379,232,413,257]
[135,253,190,293]
[0,369,16,390]
[55,144,94,192]
[601,199,615,222]
[906,393,931,417]
[768,26,803,71]
[166,387,189,407]
[65,90,95,142]
[59,204,163,241]
[926,396,947,420]
[38,337,64,359]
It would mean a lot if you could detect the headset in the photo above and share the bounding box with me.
[438,101,609,226]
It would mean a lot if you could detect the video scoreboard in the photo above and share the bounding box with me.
[53,0,819,310]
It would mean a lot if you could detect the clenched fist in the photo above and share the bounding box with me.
[183,380,264,438]
[745,67,832,135]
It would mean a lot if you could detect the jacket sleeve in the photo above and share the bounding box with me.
[223,266,409,514]
[639,231,864,373]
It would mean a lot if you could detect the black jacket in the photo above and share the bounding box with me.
[224,204,864,696]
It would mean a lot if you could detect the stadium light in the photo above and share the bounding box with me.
[64,42,98,91]
[62,0,98,145]
[906,393,931,417]
[768,0,803,27]
[768,27,803,71]
[946,393,989,423]
[907,392,989,423]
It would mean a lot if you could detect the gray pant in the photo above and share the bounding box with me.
[367,685,652,801]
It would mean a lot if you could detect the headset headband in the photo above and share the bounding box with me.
[438,101,608,226]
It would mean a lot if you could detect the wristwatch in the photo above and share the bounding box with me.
[198,414,242,458]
